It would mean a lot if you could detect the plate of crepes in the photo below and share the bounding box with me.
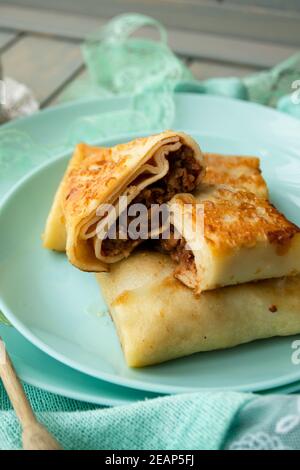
[1,94,300,396]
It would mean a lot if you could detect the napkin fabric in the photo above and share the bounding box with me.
[1,385,300,450]
[0,13,300,450]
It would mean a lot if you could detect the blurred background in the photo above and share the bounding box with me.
[0,1,299,111]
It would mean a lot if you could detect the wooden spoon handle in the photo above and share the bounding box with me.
[0,339,36,427]
[0,339,62,450]
[22,422,62,450]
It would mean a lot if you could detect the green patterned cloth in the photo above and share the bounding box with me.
[1,386,300,450]
[1,14,300,450]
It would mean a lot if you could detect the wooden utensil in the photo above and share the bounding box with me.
[0,338,62,450]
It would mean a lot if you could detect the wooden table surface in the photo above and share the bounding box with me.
[0,3,298,109]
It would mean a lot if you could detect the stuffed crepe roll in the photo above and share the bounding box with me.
[43,131,204,271]
[96,153,300,367]
[97,250,300,367]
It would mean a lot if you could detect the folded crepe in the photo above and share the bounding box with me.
[43,131,204,271]
[97,250,300,367]
[97,153,300,367]
[202,153,268,199]
[159,152,300,292]
[162,186,300,293]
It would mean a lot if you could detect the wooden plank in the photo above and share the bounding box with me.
[0,4,298,68]
[189,60,258,80]
[0,4,103,41]
[225,0,300,11]
[1,34,83,106]
[167,31,297,69]
[0,30,19,51]
[46,67,87,106]
[2,1,300,47]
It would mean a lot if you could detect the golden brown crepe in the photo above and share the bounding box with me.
[157,147,298,294]
[97,250,300,367]
[202,153,268,199]
[43,131,204,272]
[96,152,300,367]
[163,186,300,293]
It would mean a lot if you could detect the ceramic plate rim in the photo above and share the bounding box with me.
[1,322,300,405]
[1,133,300,394]
[1,94,300,394]
[3,93,300,134]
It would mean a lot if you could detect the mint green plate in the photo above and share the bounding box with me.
[1,324,298,406]
[1,324,299,404]
[0,325,158,406]
[1,94,300,395]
